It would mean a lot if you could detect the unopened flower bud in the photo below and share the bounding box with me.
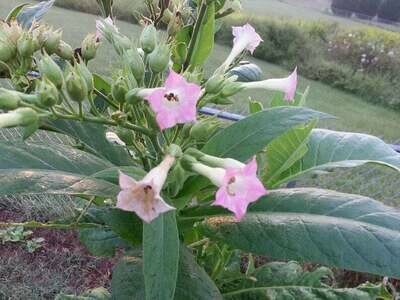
[221,81,243,97]
[205,74,225,94]
[0,88,21,110]
[0,107,38,129]
[17,32,35,58]
[44,29,62,54]
[167,144,183,158]
[140,24,157,53]
[112,76,129,103]
[125,88,142,105]
[112,34,132,56]
[37,77,59,107]
[56,41,74,61]
[190,118,221,142]
[81,33,99,61]
[148,44,170,73]
[0,37,16,62]
[123,49,145,82]
[1,21,22,44]
[65,70,88,102]
[76,62,94,93]
[37,54,64,89]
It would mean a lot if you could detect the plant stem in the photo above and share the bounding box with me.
[183,0,208,70]
[0,221,105,230]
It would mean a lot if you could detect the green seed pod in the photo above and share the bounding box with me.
[56,41,74,61]
[15,107,38,127]
[112,34,132,56]
[76,62,94,93]
[111,76,129,104]
[44,29,62,55]
[140,24,157,53]
[36,77,59,107]
[123,48,145,82]
[17,32,35,58]
[190,118,221,143]
[205,74,225,94]
[81,33,99,61]
[125,88,142,105]
[37,54,64,89]
[0,37,16,62]
[0,88,21,110]
[65,70,88,102]
[148,44,170,74]
[221,81,243,97]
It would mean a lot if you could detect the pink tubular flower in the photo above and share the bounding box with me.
[222,23,263,70]
[242,67,298,102]
[117,155,176,223]
[192,156,268,221]
[144,70,202,130]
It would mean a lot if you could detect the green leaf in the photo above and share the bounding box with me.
[0,169,118,198]
[223,285,386,300]
[91,166,146,184]
[47,120,133,166]
[111,246,222,300]
[5,3,30,22]
[79,227,126,257]
[248,100,263,114]
[274,129,400,187]
[16,0,55,28]
[189,2,215,68]
[222,261,386,299]
[262,121,316,187]
[111,256,146,300]
[196,188,400,278]
[0,141,112,175]
[175,246,223,300]
[143,211,180,300]
[106,208,142,245]
[202,107,332,162]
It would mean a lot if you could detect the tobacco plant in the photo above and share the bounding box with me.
[0,0,400,299]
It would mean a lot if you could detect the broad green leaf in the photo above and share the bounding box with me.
[143,212,180,300]
[47,120,133,166]
[196,188,400,278]
[223,285,387,300]
[222,261,388,300]
[0,169,118,198]
[262,121,316,187]
[0,141,112,175]
[79,227,127,257]
[202,107,332,162]
[16,0,55,28]
[189,2,215,68]
[5,3,30,22]
[175,246,223,300]
[111,256,146,300]
[106,208,142,245]
[111,246,222,300]
[274,129,400,187]
[91,166,146,184]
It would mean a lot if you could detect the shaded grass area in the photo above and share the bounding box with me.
[0,210,117,300]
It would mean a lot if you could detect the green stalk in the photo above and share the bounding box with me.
[184,0,208,70]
